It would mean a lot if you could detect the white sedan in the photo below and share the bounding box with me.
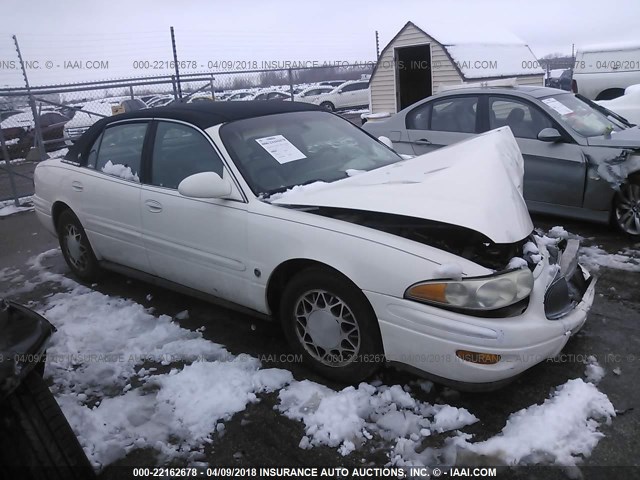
[33,102,596,389]
[311,80,370,112]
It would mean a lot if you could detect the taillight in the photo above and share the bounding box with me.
[571,80,578,93]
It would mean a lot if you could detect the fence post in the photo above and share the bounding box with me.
[210,74,215,100]
[171,75,178,100]
[129,85,134,100]
[288,69,294,101]
[0,125,20,207]
[170,27,183,101]
[13,35,47,162]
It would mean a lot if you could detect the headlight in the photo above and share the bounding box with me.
[405,268,533,312]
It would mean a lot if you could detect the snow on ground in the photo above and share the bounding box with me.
[584,355,606,384]
[7,247,617,470]
[277,380,478,456]
[452,379,615,467]
[0,202,34,217]
[0,195,32,208]
[26,249,292,468]
[579,245,640,273]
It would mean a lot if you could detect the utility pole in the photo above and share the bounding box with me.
[375,31,380,59]
[170,27,183,101]
[13,35,47,161]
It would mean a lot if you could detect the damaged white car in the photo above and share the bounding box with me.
[33,102,596,390]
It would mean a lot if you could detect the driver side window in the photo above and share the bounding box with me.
[150,122,224,189]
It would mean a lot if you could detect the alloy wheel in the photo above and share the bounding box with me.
[294,289,361,367]
[63,224,88,271]
[615,183,640,235]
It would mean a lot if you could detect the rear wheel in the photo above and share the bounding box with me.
[320,101,335,112]
[280,267,384,383]
[56,210,101,281]
[0,371,95,479]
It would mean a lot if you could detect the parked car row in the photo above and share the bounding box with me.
[222,80,370,112]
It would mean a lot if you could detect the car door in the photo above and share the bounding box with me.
[140,120,250,305]
[486,95,586,208]
[76,121,151,272]
[406,95,480,155]
[339,82,368,108]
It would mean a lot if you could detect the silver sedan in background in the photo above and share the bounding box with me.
[363,86,640,237]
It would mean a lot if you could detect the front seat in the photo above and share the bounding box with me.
[505,108,526,137]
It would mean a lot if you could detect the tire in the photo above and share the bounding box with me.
[280,267,384,383]
[0,371,95,480]
[56,210,101,282]
[612,181,640,237]
[319,101,335,112]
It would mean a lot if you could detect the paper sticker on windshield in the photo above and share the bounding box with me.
[542,98,573,116]
[255,135,306,164]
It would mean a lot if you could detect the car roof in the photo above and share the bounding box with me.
[430,85,567,100]
[65,101,321,162]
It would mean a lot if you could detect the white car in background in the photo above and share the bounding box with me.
[311,80,370,112]
[226,91,256,101]
[33,102,596,390]
[288,85,334,104]
[573,43,640,100]
[597,84,640,125]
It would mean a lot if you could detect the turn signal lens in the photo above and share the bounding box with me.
[456,350,501,365]
[405,268,533,311]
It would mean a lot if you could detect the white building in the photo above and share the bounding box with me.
[369,21,544,114]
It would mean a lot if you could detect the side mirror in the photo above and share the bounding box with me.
[337,90,343,94]
[378,136,394,149]
[178,171,232,199]
[537,128,563,142]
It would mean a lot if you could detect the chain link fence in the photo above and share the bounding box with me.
[0,62,373,205]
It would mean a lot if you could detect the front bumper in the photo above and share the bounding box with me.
[367,239,597,389]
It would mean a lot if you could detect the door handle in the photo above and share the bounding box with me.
[415,138,432,145]
[144,199,163,213]
[71,181,83,192]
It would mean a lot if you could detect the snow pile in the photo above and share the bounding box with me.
[27,249,293,468]
[579,245,640,273]
[0,203,34,217]
[267,181,329,202]
[584,356,605,384]
[101,160,140,182]
[277,380,478,456]
[433,263,463,280]
[452,379,615,466]
[57,358,292,465]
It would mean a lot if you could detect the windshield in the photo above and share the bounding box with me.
[540,93,625,137]
[220,111,402,196]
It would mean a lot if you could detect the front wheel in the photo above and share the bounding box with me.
[319,101,335,112]
[613,181,640,237]
[56,210,101,281]
[280,267,384,383]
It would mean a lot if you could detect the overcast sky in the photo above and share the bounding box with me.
[1,0,639,87]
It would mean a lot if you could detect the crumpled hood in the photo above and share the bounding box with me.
[271,127,533,243]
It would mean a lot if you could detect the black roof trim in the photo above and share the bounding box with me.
[65,101,320,162]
